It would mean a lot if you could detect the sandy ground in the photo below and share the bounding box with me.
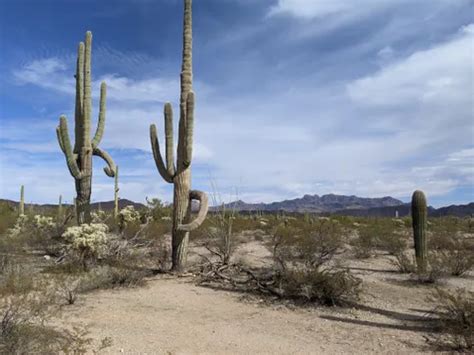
[60,234,474,355]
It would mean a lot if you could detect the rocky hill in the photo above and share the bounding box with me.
[2,195,473,217]
[215,194,404,213]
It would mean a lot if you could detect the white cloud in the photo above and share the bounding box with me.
[4,15,474,206]
[347,26,473,108]
[268,0,398,19]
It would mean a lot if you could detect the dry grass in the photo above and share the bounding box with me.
[429,288,474,351]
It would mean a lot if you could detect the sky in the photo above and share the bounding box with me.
[0,0,473,208]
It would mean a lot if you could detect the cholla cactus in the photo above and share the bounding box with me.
[62,223,109,262]
[33,215,56,230]
[149,0,208,271]
[91,209,108,223]
[118,205,141,230]
[56,31,116,225]
[7,215,29,238]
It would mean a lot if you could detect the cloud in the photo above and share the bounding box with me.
[13,58,74,95]
[347,25,473,108]
[268,0,467,21]
[269,0,387,19]
[2,3,473,207]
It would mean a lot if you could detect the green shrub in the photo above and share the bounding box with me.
[0,202,16,237]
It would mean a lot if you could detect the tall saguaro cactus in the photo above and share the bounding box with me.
[114,166,119,220]
[150,0,209,272]
[19,185,24,216]
[58,195,63,219]
[56,31,116,225]
[411,190,427,272]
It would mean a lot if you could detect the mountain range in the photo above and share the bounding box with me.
[212,194,474,217]
[1,194,473,217]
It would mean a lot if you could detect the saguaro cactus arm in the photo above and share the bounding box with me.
[150,123,174,183]
[92,82,107,149]
[82,31,92,146]
[164,103,176,177]
[56,127,65,153]
[58,116,83,180]
[177,190,209,232]
[182,91,194,169]
[93,147,116,177]
[74,42,85,153]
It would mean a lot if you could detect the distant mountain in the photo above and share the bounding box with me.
[91,199,146,210]
[214,194,404,213]
[1,196,473,217]
[431,202,474,217]
[334,203,436,218]
[0,198,146,211]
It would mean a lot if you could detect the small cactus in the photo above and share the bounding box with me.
[411,190,427,272]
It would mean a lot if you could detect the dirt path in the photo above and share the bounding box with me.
[68,274,432,354]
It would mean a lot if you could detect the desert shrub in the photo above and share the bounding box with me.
[351,219,408,258]
[77,266,149,291]
[269,221,360,306]
[351,226,377,259]
[0,260,104,354]
[391,251,447,283]
[0,261,36,297]
[430,216,471,235]
[203,205,238,265]
[2,214,67,256]
[392,252,417,274]
[54,275,81,305]
[433,250,474,277]
[229,215,262,234]
[274,220,344,269]
[0,202,17,237]
[430,234,474,276]
[276,267,361,306]
[199,217,359,307]
[146,197,172,221]
[0,294,108,354]
[429,288,473,351]
[101,266,148,288]
[414,254,447,284]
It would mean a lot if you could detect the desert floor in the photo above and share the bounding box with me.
[63,236,473,355]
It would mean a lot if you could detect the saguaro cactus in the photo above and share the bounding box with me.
[150,0,208,272]
[19,185,24,216]
[58,195,63,219]
[411,190,427,272]
[56,31,116,225]
[114,166,119,220]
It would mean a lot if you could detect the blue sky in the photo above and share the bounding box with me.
[0,0,473,207]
